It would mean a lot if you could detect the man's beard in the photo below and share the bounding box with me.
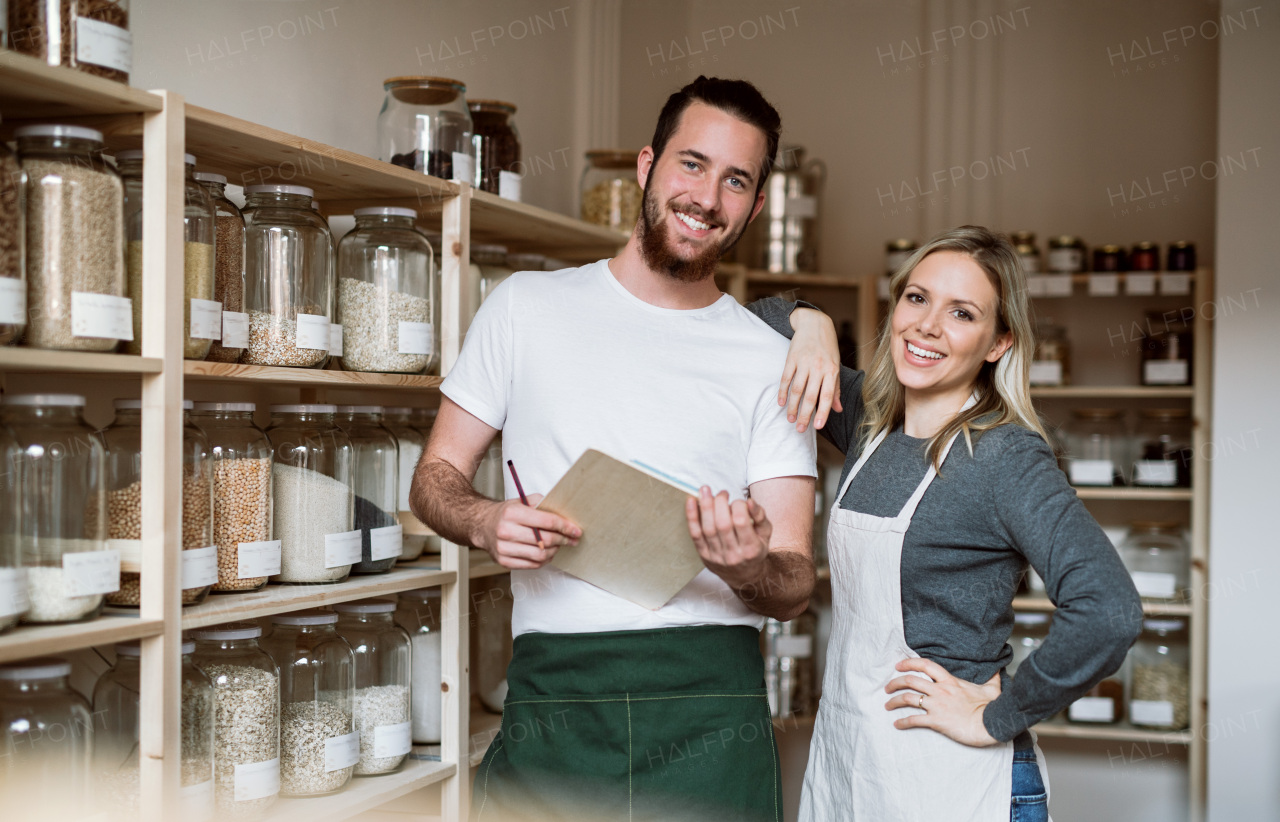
[636,186,747,283]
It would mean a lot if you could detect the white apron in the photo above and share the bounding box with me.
[799,429,1023,822]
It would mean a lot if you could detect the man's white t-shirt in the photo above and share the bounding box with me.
[441,259,817,636]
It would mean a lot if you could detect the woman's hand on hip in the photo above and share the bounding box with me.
[779,307,842,433]
[884,657,1001,748]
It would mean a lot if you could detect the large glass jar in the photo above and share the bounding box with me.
[1119,522,1190,602]
[0,658,93,819]
[241,184,334,368]
[1064,408,1128,486]
[1047,235,1087,273]
[378,76,475,183]
[191,623,281,819]
[1133,409,1193,488]
[473,244,511,305]
[397,588,442,743]
[7,0,131,82]
[3,394,112,623]
[1007,612,1050,676]
[0,422,26,632]
[469,100,521,198]
[580,150,641,230]
[763,611,817,717]
[265,405,355,584]
[336,207,438,375]
[334,600,413,775]
[1129,619,1190,730]
[382,407,426,561]
[1141,310,1193,387]
[262,611,357,796]
[0,125,24,347]
[196,173,248,363]
[16,125,127,353]
[192,402,276,593]
[335,406,401,575]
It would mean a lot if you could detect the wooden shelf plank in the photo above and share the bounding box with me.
[0,614,165,664]
[468,549,510,579]
[465,188,630,263]
[1013,596,1192,616]
[183,360,443,389]
[0,51,163,118]
[1074,487,1193,501]
[0,348,163,374]
[261,759,456,822]
[743,271,861,289]
[1031,385,1195,399]
[1032,720,1192,745]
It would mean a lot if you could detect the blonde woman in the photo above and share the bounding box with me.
[745,226,1143,820]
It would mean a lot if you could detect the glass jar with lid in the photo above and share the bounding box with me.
[335,406,401,575]
[469,100,522,199]
[885,239,917,276]
[1129,619,1190,730]
[266,405,355,584]
[473,244,512,305]
[7,0,132,82]
[1092,244,1126,272]
[1030,320,1071,386]
[337,206,438,375]
[1068,660,1126,725]
[1141,310,1193,387]
[1046,235,1087,273]
[1007,612,1050,675]
[241,184,334,368]
[378,76,475,184]
[262,611,357,796]
[1133,409,1192,488]
[334,600,413,775]
[397,588,442,744]
[381,407,426,562]
[196,172,248,363]
[1009,231,1039,274]
[0,119,24,347]
[0,658,93,818]
[580,150,642,230]
[1119,522,1190,601]
[1064,408,1128,486]
[0,421,27,632]
[1129,241,1160,272]
[191,623,281,818]
[3,394,113,623]
[1167,241,1197,272]
[16,125,127,352]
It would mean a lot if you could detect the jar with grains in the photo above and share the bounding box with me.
[92,641,215,821]
[191,623,281,819]
[472,243,510,306]
[265,405,355,584]
[2,394,112,624]
[1119,522,1190,602]
[469,100,521,199]
[1133,408,1192,488]
[261,611,356,796]
[1064,408,1128,487]
[381,407,425,561]
[378,76,475,184]
[0,421,28,633]
[335,406,400,575]
[396,588,442,744]
[1030,320,1070,387]
[241,184,334,368]
[581,150,641,230]
[333,600,413,775]
[1007,612,1050,676]
[191,402,275,594]
[1130,618,1190,730]
[100,399,215,607]
[0,658,93,819]
[8,0,132,83]
[196,173,247,363]
[336,207,438,374]
[16,125,127,352]
[0,120,25,347]
[1046,235,1087,274]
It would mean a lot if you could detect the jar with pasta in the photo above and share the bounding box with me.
[196,173,248,363]
[580,150,641,230]
[0,121,25,347]
[8,0,132,83]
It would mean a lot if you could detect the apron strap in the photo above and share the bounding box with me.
[895,427,964,522]
[833,429,887,507]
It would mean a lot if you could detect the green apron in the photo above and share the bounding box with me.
[473,625,781,822]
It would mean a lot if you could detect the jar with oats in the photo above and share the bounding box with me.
[0,118,25,347]
[196,173,247,363]
[192,402,275,594]
[7,0,132,83]
[580,150,641,231]
[333,600,412,776]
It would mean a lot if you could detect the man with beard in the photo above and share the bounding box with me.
[411,76,819,822]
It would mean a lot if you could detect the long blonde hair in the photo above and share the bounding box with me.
[861,225,1048,468]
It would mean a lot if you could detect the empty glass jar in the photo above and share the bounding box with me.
[0,124,24,347]
[1133,409,1193,488]
[334,600,413,775]
[473,244,511,305]
[0,658,93,819]
[580,150,642,230]
[397,588,442,744]
[378,76,475,183]
[196,172,248,364]
[1120,522,1190,601]
[1130,619,1190,730]
[335,406,401,575]
[1065,408,1127,486]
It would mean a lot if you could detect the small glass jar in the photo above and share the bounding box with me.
[580,150,642,230]
[265,405,355,584]
[1133,409,1192,488]
[763,611,817,717]
[1007,612,1050,675]
[1167,241,1196,272]
[1092,244,1127,272]
[192,402,275,593]
[335,406,400,575]
[334,600,413,775]
[0,422,27,632]
[0,658,93,818]
[196,173,248,364]
[885,239,916,276]
[469,100,521,198]
[378,76,475,184]
[0,123,25,347]
[1030,321,1071,386]
[1130,619,1190,730]
[242,184,334,368]
[262,611,357,796]
[3,394,110,623]
[381,407,426,561]
[1064,408,1127,487]
[397,588,442,744]
[1141,310,1193,386]
[1120,522,1190,602]
[1129,241,1160,272]
[16,125,126,352]
[1046,235,1087,274]
[191,623,281,819]
[473,244,512,305]
[1010,231,1039,274]
[1068,665,1126,725]
[7,0,132,83]
[337,207,438,375]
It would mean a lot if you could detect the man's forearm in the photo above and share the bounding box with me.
[732,550,815,622]
[410,457,494,549]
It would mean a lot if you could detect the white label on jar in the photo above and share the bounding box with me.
[1068,697,1115,723]
[0,277,25,324]
[324,530,362,568]
[1047,248,1083,273]
[1029,361,1063,386]
[1144,360,1189,385]
[498,170,522,201]
[1025,276,1047,298]
[1126,273,1157,295]
[1134,460,1178,486]
[1069,459,1115,486]
[328,323,344,356]
[451,152,474,185]
[1130,700,1176,727]
[0,567,30,619]
[371,524,404,561]
[1019,255,1040,274]
[1088,274,1120,296]
[1043,275,1073,297]
[75,17,133,74]
[785,195,817,219]
[71,292,134,341]
[373,721,413,759]
[1130,571,1178,599]
[324,731,361,772]
[238,540,282,578]
[398,321,434,356]
[181,778,214,822]
[62,549,120,596]
[877,278,892,301]
[189,298,223,340]
[775,635,813,659]
[294,312,330,350]
[398,444,423,511]
[221,311,249,348]
[1160,272,1193,296]
[233,758,279,802]
[182,546,219,589]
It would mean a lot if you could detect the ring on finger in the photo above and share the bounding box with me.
[917,693,926,710]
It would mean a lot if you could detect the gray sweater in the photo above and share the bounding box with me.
[747,297,1143,746]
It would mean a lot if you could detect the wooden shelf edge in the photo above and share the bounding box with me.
[1073,487,1193,501]
[183,360,444,389]
[1032,721,1193,745]
[0,614,165,664]
[0,51,164,116]
[263,759,457,822]
[0,348,163,374]
[1013,596,1192,616]
[745,272,861,289]
[1031,386,1196,399]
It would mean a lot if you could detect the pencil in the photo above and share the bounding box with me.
[506,460,547,552]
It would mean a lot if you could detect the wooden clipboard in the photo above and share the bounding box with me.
[539,449,703,610]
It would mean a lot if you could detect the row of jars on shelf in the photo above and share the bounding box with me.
[0,593,444,821]
[0,396,439,631]
[1057,407,1194,488]
[884,236,1198,276]
[1024,521,1192,604]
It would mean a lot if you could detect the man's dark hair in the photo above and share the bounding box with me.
[649,76,781,196]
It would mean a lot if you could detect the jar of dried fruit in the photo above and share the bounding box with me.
[8,0,132,83]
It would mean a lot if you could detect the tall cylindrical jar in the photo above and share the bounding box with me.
[241,184,333,368]
[6,0,132,82]
[1119,522,1190,602]
[397,587,441,744]
[0,658,93,819]
[382,407,426,561]
[335,406,400,574]
[1129,618,1190,730]
[262,612,357,796]
[0,121,25,346]
[3,394,112,623]
[265,405,355,583]
[0,421,27,632]
[580,150,641,230]
[16,125,127,353]
[377,76,475,183]
[196,173,248,363]
[469,100,521,198]
[334,600,413,775]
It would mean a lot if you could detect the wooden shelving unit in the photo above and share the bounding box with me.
[0,347,163,374]
[1031,720,1194,745]
[183,360,444,389]
[1073,487,1194,501]
[0,614,165,665]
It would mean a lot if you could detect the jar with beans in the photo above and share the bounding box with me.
[469,100,521,199]
[378,76,474,183]
[0,120,24,347]
[334,406,400,575]
[580,150,642,230]
[196,173,248,363]
[333,600,413,775]
[8,0,132,83]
